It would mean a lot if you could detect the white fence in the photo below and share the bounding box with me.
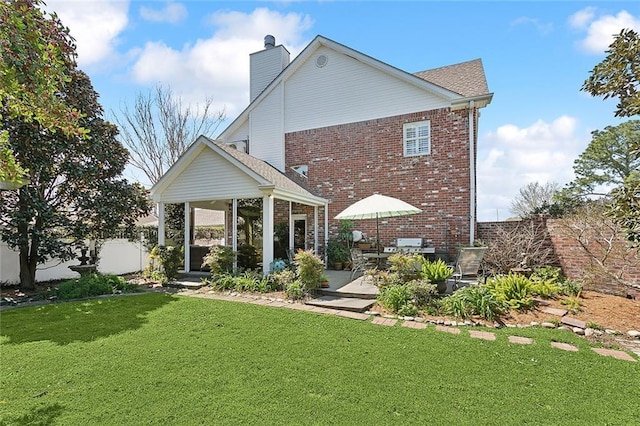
[0,239,150,284]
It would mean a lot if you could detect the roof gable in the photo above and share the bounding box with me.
[413,58,489,98]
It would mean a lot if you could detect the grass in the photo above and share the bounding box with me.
[1,293,639,425]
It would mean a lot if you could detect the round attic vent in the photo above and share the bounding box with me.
[316,54,328,68]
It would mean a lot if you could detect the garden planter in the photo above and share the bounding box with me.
[333,262,343,270]
[436,280,447,295]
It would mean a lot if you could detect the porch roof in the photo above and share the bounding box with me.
[150,135,328,207]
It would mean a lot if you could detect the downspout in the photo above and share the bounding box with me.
[468,101,476,245]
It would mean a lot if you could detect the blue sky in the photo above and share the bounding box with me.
[44,1,640,221]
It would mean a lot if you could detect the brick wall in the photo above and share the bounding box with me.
[284,107,475,255]
[478,218,639,297]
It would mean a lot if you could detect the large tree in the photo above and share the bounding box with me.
[582,28,640,246]
[582,28,640,118]
[560,120,640,200]
[0,0,84,187]
[510,181,559,218]
[0,69,149,290]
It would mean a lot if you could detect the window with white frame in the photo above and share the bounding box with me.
[403,120,431,156]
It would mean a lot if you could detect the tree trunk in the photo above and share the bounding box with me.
[19,247,37,290]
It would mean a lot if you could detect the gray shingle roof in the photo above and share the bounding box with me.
[414,58,489,97]
[208,137,320,199]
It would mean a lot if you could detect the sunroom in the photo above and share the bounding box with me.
[150,136,329,274]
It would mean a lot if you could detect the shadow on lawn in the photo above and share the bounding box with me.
[5,403,65,425]
[0,293,176,345]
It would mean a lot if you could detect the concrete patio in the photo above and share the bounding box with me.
[306,270,379,313]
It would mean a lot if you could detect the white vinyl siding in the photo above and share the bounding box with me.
[284,46,448,133]
[161,147,262,202]
[403,121,431,156]
[249,82,284,170]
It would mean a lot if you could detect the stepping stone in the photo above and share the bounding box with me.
[435,325,461,334]
[561,317,587,329]
[550,341,579,352]
[335,311,370,321]
[469,330,496,341]
[592,348,637,362]
[509,336,534,345]
[372,317,397,327]
[541,307,568,317]
[402,321,427,329]
[305,296,375,313]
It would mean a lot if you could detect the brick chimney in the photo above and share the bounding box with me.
[249,35,290,103]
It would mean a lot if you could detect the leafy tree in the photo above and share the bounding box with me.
[0,69,149,290]
[510,181,559,218]
[582,28,640,118]
[560,120,639,199]
[0,0,85,187]
[114,84,225,185]
[582,29,640,246]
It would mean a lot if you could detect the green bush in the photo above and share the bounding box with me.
[398,303,418,317]
[530,266,564,283]
[285,281,305,300]
[55,274,137,301]
[485,273,535,311]
[294,249,325,290]
[529,280,560,299]
[421,259,454,283]
[148,245,183,281]
[559,279,584,297]
[441,286,507,321]
[202,246,235,275]
[388,253,424,281]
[407,279,438,307]
[237,244,259,271]
[269,269,296,292]
[378,284,412,313]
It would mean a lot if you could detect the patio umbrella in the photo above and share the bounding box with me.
[334,194,422,254]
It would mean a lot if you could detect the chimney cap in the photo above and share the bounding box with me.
[264,34,275,49]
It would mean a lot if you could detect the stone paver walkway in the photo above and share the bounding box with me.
[180,290,638,363]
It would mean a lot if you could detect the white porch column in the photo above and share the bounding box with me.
[314,206,319,254]
[158,202,166,246]
[288,202,294,254]
[232,198,238,271]
[184,201,190,273]
[262,194,274,275]
[324,203,329,267]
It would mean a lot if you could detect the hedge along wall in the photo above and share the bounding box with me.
[478,217,639,297]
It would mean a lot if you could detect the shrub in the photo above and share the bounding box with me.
[407,279,438,307]
[269,269,296,292]
[148,245,183,281]
[398,303,418,317]
[388,253,424,281]
[561,292,582,314]
[202,246,235,275]
[378,284,412,313]
[529,280,560,299]
[294,249,325,290]
[421,259,454,283]
[530,266,564,284]
[55,274,135,300]
[559,279,584,297]
[269,258,287,273]
[369,270,403,290]
[285,281,305,300]
[441,286,507,321]
[206,273,236,291]
[485,273,535,312]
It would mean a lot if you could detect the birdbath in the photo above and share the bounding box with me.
[69,248,97,276]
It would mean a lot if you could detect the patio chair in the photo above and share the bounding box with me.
[349,248,376,280]
[450,247,487,289]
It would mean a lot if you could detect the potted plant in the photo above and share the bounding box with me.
[320,274,330,288]
[327,238,349,270]
[421,259,454,294]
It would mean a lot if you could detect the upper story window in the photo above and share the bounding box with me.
[403,120,431,157]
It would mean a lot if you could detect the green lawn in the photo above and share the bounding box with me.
[1,293,639,425]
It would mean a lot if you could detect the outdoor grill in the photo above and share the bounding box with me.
[384,238,435,254]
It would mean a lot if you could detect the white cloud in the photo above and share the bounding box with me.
[568,7,596,29]
[510,17,553,35]
[130,7,313,119]
[571,9,640,54]
[44,0,129,67]
[139,2,187,24]
[477,116,586,221]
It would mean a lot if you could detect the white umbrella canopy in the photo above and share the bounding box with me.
[334,194,422,253]
[335,194,422,220]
